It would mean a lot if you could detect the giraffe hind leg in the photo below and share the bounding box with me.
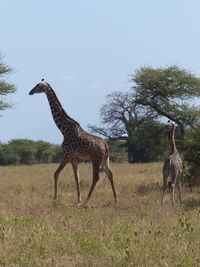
[171,183,176,206]
[104,162,117,204]
[171,173,178,207]
[162,168,169,206]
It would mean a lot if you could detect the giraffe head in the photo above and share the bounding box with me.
[163,120,175,133]
[29,79,50,95]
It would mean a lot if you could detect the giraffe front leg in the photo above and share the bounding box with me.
[82,162,100,207]
[162,174,168,205]
[162,162,170,205]
[71,160,81,204]
[54,157,68,199]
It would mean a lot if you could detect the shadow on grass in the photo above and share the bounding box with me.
[182,199,200,209]
[135,182,161,196]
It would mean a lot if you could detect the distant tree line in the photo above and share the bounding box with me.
[0,139,130,166]
[0,139,64,165]
[0,138,168,166]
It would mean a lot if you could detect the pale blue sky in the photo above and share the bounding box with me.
[1,0,200,144]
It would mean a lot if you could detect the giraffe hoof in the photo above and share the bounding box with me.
[110,200,117,207]
[78,202,88,208]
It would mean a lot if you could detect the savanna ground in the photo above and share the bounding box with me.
[0,162,200,267]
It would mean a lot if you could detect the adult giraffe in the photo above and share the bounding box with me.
[29,80,117,206]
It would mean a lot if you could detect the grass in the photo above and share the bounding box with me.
[0,162,200,266]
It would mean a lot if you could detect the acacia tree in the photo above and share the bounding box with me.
[88,91,165,163]
[0,55,16,113]
[132,65,200,134]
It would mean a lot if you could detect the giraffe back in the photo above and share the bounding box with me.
[62,125,109,164]
[164,151,182,178]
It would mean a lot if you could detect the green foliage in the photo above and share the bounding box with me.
[182,128,200,185]
[0,139,63,165]
[51,145,64,163]
[129,121,168,162]
[0,143,20,165]
[107,140,128,163]
[9,139,37,165]
[34,141,54,163]
[107,125,167,163]
[133,65,200,100]
[133,65,200,129]
[183,128,200,165]
[0,55,16,112]
[108,121,168,163]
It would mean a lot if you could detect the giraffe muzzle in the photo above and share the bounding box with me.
[29,89,35,95]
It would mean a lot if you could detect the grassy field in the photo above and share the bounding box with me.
[0,162,200,266]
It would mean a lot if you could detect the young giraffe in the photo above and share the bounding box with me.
[29,80,117,206]
[162,121,183,206]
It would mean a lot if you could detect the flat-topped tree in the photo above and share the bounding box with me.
[29,80,117,206]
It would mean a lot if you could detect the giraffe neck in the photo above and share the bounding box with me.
[45,85,80,135]
[168,125,177,154]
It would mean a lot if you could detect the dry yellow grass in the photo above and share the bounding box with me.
[0,162,200,266]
